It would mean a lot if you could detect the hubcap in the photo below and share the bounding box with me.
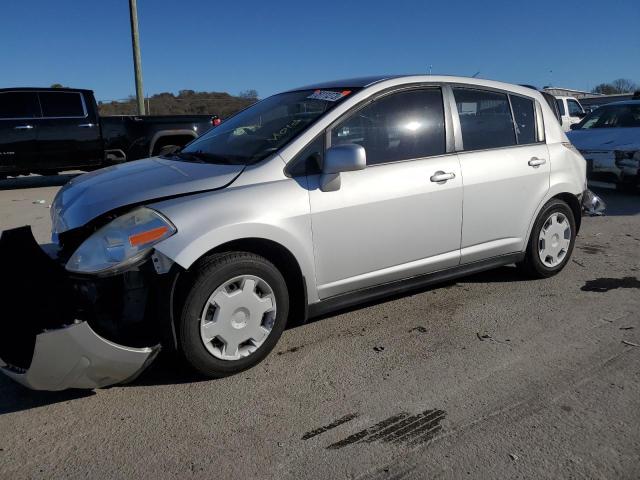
[538,212,571,268]
[200,275,276,361]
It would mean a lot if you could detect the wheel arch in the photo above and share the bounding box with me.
[169,237,309,344]
[148,129,197,156]
[524,187,582,247]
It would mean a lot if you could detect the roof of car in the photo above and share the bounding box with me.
[290,75,401,91]
[287,75,547,99]
[0,87,94,94]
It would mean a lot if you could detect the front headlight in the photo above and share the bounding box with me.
[66,207,176,274]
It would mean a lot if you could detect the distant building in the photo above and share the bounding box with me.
[542,87,596,99]
[542,87,635,111]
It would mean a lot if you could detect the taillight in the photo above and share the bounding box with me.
[212,117,221,126]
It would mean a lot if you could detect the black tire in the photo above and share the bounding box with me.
[154,144,180,156]
[178,251,289,378]
[517,199,577,279]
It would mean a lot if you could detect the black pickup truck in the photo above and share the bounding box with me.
[0,87,219,178]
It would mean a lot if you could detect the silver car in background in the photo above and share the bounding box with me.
[0,75,590,390]
[567,100,640,192]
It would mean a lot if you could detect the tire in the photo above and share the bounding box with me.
[178,251,289,378]
[517,199,576,279]
[154,144,179,156]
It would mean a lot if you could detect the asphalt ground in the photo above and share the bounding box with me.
[0,175,638,479]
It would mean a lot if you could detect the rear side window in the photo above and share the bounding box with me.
[509,95,537,145]
[556,99,566,115]
[0,92,41,119]
[39,92,85,118]
[331,88,446,165]
[453,88,516,151]
[567,99,583,117]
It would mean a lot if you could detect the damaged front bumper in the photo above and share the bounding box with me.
[0,321,159,391]
[0,226,162,391]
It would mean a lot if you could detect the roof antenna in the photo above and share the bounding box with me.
[428,65,432,75]
[472,71,480,78]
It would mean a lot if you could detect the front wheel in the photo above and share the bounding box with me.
[178,252,289,378]
[517,199,576,279]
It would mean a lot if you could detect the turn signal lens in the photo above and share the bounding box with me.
[129,226,170,247]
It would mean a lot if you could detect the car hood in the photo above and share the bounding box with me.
[567,127,640,151]
[51,157,244,234]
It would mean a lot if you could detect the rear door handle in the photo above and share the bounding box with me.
[14,125,34,130]
[430,171,456,183]
[528,157,546,167]
[78,123,96,128]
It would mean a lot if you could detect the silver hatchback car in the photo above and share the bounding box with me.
[0,76,592,390]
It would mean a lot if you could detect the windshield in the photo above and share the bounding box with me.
[576,103,640,129]
[176,88,358,164]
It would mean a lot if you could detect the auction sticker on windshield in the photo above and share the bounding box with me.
[307,90,351,102]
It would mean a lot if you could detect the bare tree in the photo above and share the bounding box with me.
[592,79,638,95]
[611,78,637,93]
[239,89,258,100]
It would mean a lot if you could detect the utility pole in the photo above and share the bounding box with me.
[128,0,146,115]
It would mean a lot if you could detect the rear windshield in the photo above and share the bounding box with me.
[176,88,358,165]
[576,103,640,129]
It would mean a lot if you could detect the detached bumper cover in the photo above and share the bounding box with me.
[0,322,159,391]
[0,226,160,391]
[581,189,606,216]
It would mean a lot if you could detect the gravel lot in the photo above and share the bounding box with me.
[0,175,638,479]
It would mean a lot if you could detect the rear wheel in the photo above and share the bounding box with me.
[517,199,576,278]
[178,252,289,378]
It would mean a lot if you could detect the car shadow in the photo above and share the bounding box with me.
[0,173,80,191]
[296,264,526,327]
[589,186,640,216]
[0,375,94,415]
[127,351,209,387]
[0,265,533,401]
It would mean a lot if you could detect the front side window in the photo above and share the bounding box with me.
[577,104,640,129]
[39,92,85,117]
[453,88,516,151]
[179,89,357,165]
[567,99,583,117]
[0,92,41,119]
[556,99,566,116]
[331,88,446,165]
[510,95,537,145]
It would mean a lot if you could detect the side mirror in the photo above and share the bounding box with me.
[573,112,587,119]
[570,123,580,131]
[320,144,366,192]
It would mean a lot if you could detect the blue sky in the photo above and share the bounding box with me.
[1,0,638,101]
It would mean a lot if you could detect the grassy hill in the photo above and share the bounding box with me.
[98,89,257,118]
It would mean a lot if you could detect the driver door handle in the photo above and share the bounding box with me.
[430,171,456,183]
[528,157,546,167]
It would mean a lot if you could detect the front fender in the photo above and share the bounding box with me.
[149,181,319,302]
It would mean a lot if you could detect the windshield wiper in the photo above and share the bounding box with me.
[175,150,246,165]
